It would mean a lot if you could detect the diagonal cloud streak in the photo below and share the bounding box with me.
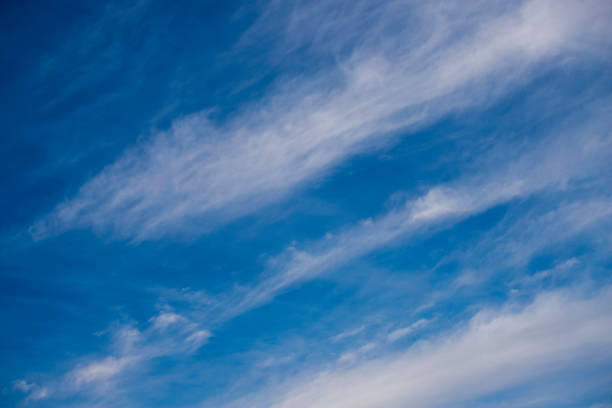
[224,285,612,408]
[31,0,611,241]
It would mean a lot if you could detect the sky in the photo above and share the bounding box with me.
[1,0,611,406]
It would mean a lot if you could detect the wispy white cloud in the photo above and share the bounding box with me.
[514,257,580,289]
[30,0,611,241]
[12,379,49,403]
[26,387,49,402]
[220,285,612,408]
[259,353,298,369]
[337,341,378,364]
[221,182,612,403]
[149,311,186,330]
[18,309,210,403]
[387,318,429,343]
[14,2,612,406]
[331,325,366,342]
[413,194,612,313]
[209,110,611,321]
[69,356,131,387]
[35,98,605,406]
[12,379,34,393]
[19,125,611,405]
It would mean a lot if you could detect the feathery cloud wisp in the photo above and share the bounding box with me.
[31,0,610,241]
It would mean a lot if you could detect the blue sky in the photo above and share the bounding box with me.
[1,0,612,406]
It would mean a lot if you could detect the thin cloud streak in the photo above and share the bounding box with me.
[31,0,610,241]
[387,318,429,343]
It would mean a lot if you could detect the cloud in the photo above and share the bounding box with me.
[413,194,612,314]
[17,120,611,405]
[259,353,298,369]
[331,325,366,342]
[12,379,35,392]
[337,342,378,364]
[13,2,612,406]
[222,285,612,408]
[387,318,429,343]
[12,380,49,402]
[209,109,611,321]
[27,387,49,402]
[23,309,210,403]
[30,0,611,241]
[217,181,612,404]
[70,356,131,386]
[149,311,187,330]
[185,329,212,352]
